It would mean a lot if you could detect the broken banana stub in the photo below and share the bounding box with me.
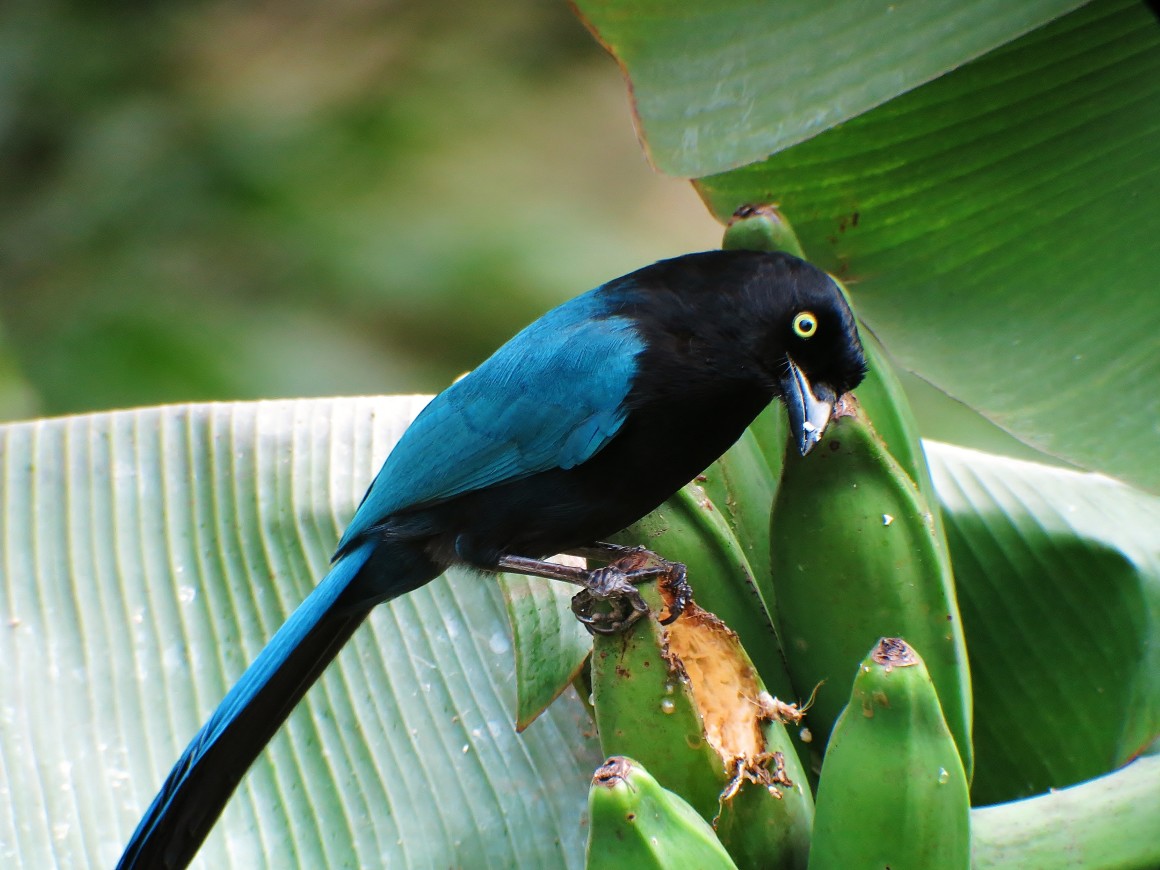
[591,579,813,870]
[586,756,738,870]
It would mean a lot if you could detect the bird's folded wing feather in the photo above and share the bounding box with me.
[336,293,642,552]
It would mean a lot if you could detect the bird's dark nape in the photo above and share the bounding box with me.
[118,249,866,868]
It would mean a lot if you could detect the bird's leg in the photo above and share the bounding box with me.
[496,554,647,634]
[496,547,690,635]
[494,554,594,587]
[569,559,691,634]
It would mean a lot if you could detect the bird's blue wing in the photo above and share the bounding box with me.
[337,288,641,552]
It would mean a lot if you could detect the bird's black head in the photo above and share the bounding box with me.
[715,250,866,454]
[750,251,866,453]
[615,249,867,455]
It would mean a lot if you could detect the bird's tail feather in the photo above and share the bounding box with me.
[118,539,438,869]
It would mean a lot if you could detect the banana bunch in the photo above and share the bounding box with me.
[586,756,738,870]
[577,206,1154,867]
[580,208,972,867]
[809,638,971,870]
[591,578,813,869]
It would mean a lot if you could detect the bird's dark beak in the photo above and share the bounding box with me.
[781,357,835,456]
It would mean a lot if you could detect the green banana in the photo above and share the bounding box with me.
[809,638,970,870]
[592,579,813,868]
[769,396,973,778]
[850,332,938,501]
[695,422,784,611]
[722,204,806,259]
[586,756,738,869]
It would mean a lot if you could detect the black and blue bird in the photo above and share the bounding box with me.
[119,249,867,868]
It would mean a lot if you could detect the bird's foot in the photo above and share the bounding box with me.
[570,548,692,636]
[571,565,650,635]
[494,545,692,635]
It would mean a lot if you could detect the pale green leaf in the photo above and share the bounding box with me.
[0,397,600,868]
[972,754,1160,868]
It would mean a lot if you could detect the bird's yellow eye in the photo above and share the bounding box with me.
[793,311,818,339]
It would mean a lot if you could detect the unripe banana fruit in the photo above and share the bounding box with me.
[808,638,970,870]
[723,204,806,260]
[769,396,972,777]
[586,756,738,870]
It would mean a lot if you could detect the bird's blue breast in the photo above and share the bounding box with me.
[336,285,643,554]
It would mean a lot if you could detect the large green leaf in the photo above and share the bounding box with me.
[572,0,1085,176]
[971,754,1160,869]
[926,440,1160,805]
[697,0,1160,492]
[0,397,600,868]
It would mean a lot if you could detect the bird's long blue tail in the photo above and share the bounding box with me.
[118,539,437,869]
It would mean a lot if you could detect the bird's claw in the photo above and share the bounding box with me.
[657,561,691,626]
[571,565,650,636]
[570,553,691,636]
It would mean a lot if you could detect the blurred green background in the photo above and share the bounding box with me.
[0,0,721,422]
